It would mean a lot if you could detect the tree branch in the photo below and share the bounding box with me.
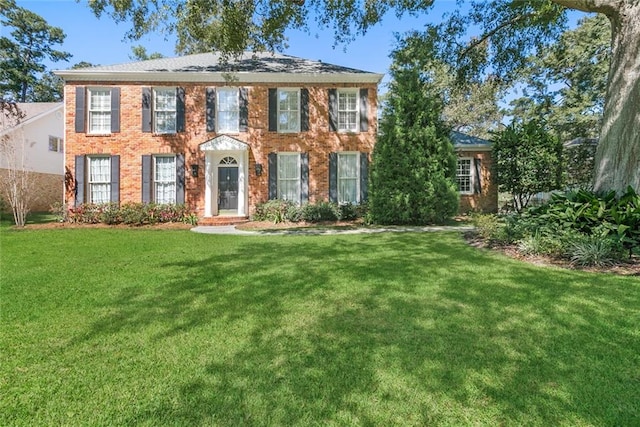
[551,0,623,15]
[458,13,531,60]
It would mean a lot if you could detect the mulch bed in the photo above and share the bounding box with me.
[464,231,640,276]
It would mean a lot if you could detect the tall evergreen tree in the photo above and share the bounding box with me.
[370,57,458,225]
[0,0,71,102]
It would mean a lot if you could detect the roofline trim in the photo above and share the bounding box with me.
[53,70,384,84]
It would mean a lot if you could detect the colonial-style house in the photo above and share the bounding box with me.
[55,52,382,223]
[452,131,498,213]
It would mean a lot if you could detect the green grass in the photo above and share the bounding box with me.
[1,228,639,426]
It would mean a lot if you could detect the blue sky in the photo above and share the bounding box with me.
[11,0,588,92]
[10,0,478,90]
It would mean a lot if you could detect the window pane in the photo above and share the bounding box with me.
[88,157,111,204]
[337,91,358,131]
[277,89,299,132]
[154,89,177,133]
[88,89,111,133]
[277,154,300,202]
[154,156,176,204]
[217,88,239,132]
[338,154,359,203]
[457,159,472,193]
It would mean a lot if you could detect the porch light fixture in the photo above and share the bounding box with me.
[190,164,199,177]
[254,163,263,176]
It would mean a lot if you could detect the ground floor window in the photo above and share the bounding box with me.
[277,153,300,202]
[337,153,359,204]
[88,156,111,203]
[457,158,473,194]
[154,155,176,204]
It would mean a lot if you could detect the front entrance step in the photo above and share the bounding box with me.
[198,216,250,226]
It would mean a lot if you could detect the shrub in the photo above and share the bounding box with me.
[337,203,359,221]
[252,199,301,224]
[567,235,626,267]
[62,203,194,226]
[301,201,339,222]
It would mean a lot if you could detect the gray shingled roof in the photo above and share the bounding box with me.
[450,131,491,148]
[66,51,377,75]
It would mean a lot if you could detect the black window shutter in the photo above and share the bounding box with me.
[359,88,369,132]
[74,155,86,206]
[110,155,120,203]
[329,152,338,203]
[176,87,186,133]
[300,153,309,204]
[328,89,338,131]
[206,87,216,132]
[239,87,249,132]
[176,154,185,204]
[268,152,277,199]
[110,88,120,133]
[473,158,482,194]
[268,89,277,132]
[141,155,152,203]
[142,87,152,132]
[300,88,309,132]
[75,87,85,133]
[360,152,369,202]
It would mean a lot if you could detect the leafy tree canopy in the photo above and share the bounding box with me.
[0,0,71,102]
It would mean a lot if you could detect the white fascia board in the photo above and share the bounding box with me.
[53,71,384,84]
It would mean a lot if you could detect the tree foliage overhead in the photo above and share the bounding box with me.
[86,0,640,194]
[509,14,610,142]
[0,0,71,102]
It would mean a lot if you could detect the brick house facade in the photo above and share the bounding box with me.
[56,53,382,221]
[452,131,498,214]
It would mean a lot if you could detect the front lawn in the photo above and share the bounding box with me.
[1,228,638,425]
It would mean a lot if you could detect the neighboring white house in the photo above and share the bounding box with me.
[0,102,64,211]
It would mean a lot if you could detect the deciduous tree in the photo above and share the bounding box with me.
[86,0,640,194]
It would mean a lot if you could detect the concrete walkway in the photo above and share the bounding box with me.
[191,225,474,235]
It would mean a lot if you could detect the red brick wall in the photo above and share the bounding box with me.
[457,150,498,214]
[64,82,378,217]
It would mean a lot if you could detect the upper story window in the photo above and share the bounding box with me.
[154,88,177,134]
[457,158,473,194]
[142,87,185,134]
[337,90,359,132]
[88,88,111,134]
[49,136,63,153]
[329,88,369,133]
[217,88,240,133]
[74,87,120,134]
[277,89,300,133]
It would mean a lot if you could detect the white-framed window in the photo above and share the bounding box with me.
[277,153,300,202]
[88,156,111,204]
[88,88,111,134]
[154,88,177,134]
[277,89,300,133]
[154,155,177,204]
[337,89,359,132]
[338,152,360,203]
[49,136,63,152]
[457,158,473,194]
[217,88,239,133]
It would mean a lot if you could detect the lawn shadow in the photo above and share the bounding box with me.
[74,232,639,425]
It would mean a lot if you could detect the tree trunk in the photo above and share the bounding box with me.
[553,0,640,194]
[593,2,640,193]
